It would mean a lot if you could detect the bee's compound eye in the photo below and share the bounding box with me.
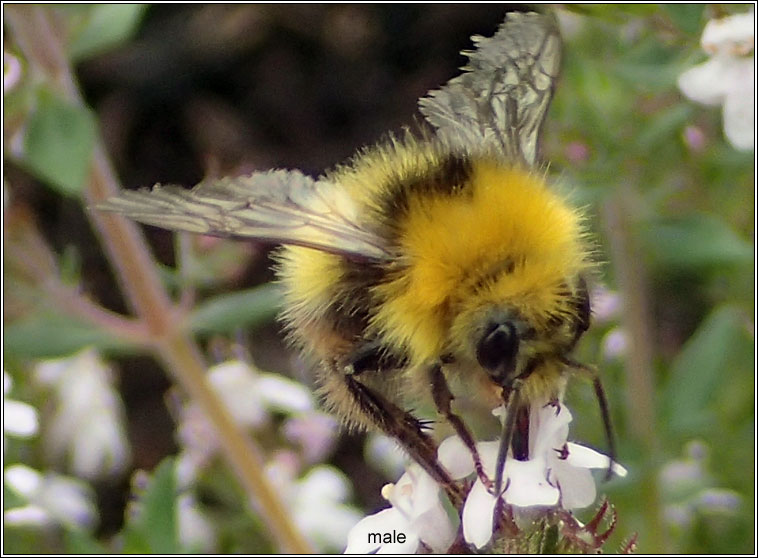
[476,321,519,385]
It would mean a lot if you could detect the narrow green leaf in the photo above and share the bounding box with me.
[68,5,149,61]
[188,283,283,335]
[639,214,752,270]
[23,89,96,197]
[138,459,180,554]
[663,306,753,435]
[3,312,136,359]
[3,480,27,510]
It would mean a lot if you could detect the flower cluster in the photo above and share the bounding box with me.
[174,359,358,552]
[346,396,626,553]
[34,348,131,480]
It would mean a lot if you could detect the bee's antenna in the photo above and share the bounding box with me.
[562,358,617,481]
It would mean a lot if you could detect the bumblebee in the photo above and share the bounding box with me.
[100,12,612,508]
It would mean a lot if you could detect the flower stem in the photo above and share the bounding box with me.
[602,187,667,552]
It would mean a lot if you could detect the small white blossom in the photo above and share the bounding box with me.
[345,463,456,554]
[602,327,628,360]
[591,287,622,323]
[177,492,217,552]
[678,10,755,150]
[34,348,131,480]
[206,360,269,428]
[4,464,97,530]
[659,440,741,530]
[283,411,339,463]
[4,50,22,93]
[175,360,324,485]
[3,370,39,444]
[265,453,363,552]
[440,398,626,549]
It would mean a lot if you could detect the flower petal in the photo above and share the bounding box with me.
[678,57,732,105]
[530,402,571,457]
[565,442,627,477]
[437,436,474,479]
[462,479,498,549]
[701,11,755,55]
[3,399,39,438]
[412,500,456,553]
[503,458,560,507]
[722,63,755,150]
[552,461,597,509]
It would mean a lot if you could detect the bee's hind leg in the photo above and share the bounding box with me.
[316,344,465,509]
[341,372,465,508]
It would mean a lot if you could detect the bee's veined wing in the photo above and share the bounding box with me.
[419,11,561,167]
[98,169,392,261]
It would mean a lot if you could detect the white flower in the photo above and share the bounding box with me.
[34,348,131,480]
[439,399,626,549]
[4,50,22,93]
[3,370,39,444]
[4,464,97,530]
[175,360,322,485]
[601,327,628,360]
[345,462,456,554]
[678,10,755,150]
[283,411,339,463]
[177,492,217,552]
[292,466,363,551]
[264,454,363,552]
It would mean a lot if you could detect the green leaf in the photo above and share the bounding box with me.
[23,88,96,197]
[3,312,136,359]
[638,214,753,270]
[139,459,180,553]
[634,104,693,150]
[663,4,706,35]
[3,479,28,510]
[123,458,181,554]
[663,306,753,436]
[68,5,149,62]
[63,528,109,554]
[188,283,282,335]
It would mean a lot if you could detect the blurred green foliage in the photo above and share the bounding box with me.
[548,7,753,555]
[3,4,754,555]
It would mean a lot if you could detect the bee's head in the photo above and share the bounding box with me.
[451,275,591,389]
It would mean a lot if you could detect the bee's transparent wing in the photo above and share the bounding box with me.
[419,11,561,166]
[98,169,391,261]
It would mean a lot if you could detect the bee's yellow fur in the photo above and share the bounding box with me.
[277,136,593,425]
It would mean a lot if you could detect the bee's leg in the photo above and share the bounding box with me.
[429,363,491,490]
[342,373,465,508]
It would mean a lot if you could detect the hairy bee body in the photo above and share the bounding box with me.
[276,134,593,431]
[97,11,607,504]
